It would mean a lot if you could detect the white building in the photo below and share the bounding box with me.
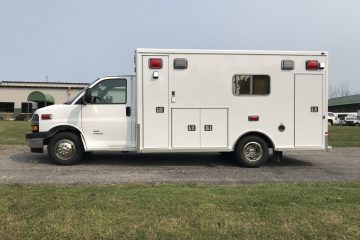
[0,81,88,119]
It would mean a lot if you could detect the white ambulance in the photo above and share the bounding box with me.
[26,49,329,167]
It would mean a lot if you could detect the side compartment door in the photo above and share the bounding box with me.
[142,56,169,149]
[172,109,201,148]
[200,109,228,148]
[295,74,323,147]
[81,77,134,149]
[171,108,228,149]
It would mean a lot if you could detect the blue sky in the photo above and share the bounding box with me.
[1,0,359,91]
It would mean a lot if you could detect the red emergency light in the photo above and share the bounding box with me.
[306,60,319,70]
[149,58,163,69]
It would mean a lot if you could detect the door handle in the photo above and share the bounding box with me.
[126,106,131,117]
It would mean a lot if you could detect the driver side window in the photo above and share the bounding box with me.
[91,79,127,104]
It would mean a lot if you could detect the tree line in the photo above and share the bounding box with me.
[329,82,359,98]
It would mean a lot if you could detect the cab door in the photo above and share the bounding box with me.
[81,77,135,149]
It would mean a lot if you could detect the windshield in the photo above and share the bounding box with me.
[64,88,87,104]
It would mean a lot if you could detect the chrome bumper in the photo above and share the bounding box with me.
[26,138,44,149]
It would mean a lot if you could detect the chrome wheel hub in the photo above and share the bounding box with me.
[243,142,263,162]
[55,139,76,161]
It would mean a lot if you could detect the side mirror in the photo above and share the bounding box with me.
[83,88,92,104]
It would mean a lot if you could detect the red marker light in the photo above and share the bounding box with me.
[306,60,319,70]
[149,58,162,69]
[41,114,52,120]
[248,115,259,121]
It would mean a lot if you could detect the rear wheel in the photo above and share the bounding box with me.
[234,135,269,167]
[48,132,84,165]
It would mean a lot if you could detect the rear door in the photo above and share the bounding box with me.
[295,74,323,147]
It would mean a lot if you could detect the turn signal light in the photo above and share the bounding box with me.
[31,125,39,132]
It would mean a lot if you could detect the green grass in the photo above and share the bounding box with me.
[1,121,360,147]
[0,121,30,145]
[0,183,359,239]
[328,125,360,147]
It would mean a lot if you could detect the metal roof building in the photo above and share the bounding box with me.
[328,94,360,113]
[0,81,89,120]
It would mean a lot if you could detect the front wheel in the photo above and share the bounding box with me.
[48,132,84,165]
[234,136,269,167]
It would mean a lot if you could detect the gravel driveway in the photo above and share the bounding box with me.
[0,145,359,184]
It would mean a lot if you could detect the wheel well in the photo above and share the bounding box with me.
[44,126,82,145]
[234,132,274,150]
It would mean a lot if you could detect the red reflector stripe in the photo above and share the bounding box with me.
[306,60,319,70]
[149,58,163,69]
[248,115,259,121]
[41,114,52,120]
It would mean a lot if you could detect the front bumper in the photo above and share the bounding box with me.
[25,132,47,153]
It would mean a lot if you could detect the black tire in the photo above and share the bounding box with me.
[356,123,360,127]
[234,135,269,168]
[48,132,84,165]
[328,120,333,126]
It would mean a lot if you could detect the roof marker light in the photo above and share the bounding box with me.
[149,58,163,69]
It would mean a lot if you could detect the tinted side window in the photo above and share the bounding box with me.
[90,79,127,104]
[233,75,270,96]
